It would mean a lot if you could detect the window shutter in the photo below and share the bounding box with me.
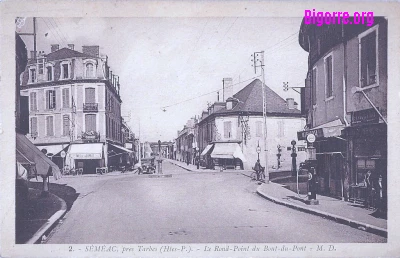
[62,88,70,108]
[63,115,70,136]
[46,116,54,136]
[85,114,96,132]
[85,88,96,103]
[30,117,37,135]
[30,92,34,111]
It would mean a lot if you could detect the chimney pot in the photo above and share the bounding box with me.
[51,44,59,53]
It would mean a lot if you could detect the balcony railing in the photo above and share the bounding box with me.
[83,103,98,112]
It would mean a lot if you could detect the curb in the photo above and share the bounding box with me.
[256,185,387,238]
[25,192,67,244]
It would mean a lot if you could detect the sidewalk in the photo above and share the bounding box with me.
[256,182,387,237]
[167,158,387,237]
[16,188,67,244]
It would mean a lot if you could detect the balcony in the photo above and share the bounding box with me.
[83,103,98,113]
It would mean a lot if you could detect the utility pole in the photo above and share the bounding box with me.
[251,51,269,183]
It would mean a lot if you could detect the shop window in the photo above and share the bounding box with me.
[359,26,378,88]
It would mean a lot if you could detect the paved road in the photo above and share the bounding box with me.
[47,161,385,244]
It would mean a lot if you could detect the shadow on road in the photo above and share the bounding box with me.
[28,181,80,211]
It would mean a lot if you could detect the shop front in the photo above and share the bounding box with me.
[210,142,246,170]
[66,143,104,174]
[108,143,134,169]
[344,122,387,209]
[200,144,214,168]
[297,119,347,199]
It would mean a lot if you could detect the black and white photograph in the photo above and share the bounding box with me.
[1,1,400,257]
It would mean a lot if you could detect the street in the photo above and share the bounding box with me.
[46,161,385,244]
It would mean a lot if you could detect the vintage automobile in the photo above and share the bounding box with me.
[140,157,156,174]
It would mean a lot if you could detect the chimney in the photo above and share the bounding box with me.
[82,45,99,57]
[223,78,233,101]
[51,44,59,53]
[67,44,75,50]
[286,98,295,109]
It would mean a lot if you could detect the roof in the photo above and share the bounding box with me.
[214,79,301,115]
[45,47,98,61]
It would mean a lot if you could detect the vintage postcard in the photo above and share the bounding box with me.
[1,0,400,257]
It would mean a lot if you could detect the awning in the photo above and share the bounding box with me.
[109,143,133,153]
[68,143,103,159]
[210,142,247,162]
[38,144,68,156]
[200,144,214,156]
[16,149,34,165]
[297,119,345,140]
[16,133,61,179]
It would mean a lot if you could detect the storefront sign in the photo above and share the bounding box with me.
[297,128,324,141]
[351,108,379,126]
[81,131,100,142]
[70,153,102,159]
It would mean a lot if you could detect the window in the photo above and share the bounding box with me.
[30,117,37,136]
[47,66,53,81]
[85,63,95,78]
[85,114,96,132]
[312,67,317,105]
[29,68,36,83]
[360,27,378,87]
[256,121,262,137]
[46,116,54,136]
[324,54,333,99]
[38,58,44,74]
[224,121,232,138]
[61,62,70,79]
[29,92,37,111]
[277,120,285,137]
[62,88,70,108]
[46,90,56,110]
[85,87,96,103]
[63,115,70,136]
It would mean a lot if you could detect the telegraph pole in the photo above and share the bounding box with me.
[251,51,269,183]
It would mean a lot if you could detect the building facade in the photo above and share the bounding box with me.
[19,44,130,174]
[197,78,307,171]
[298,18,387,204]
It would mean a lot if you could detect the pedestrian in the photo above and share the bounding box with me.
[364,170,374,209]
[254,159,261,181]
[186,153,190,166]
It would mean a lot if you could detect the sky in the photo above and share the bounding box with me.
[17,17,308,142]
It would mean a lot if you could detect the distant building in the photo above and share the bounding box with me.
[298,17,387,203]
[175,118,197,164]
[196,78,307,170]
[19,44,131,174]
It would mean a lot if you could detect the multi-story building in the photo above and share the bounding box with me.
[19,44,130,174]
[297,17,387,204]
[175,118,197,163]
[197,78,307,170]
